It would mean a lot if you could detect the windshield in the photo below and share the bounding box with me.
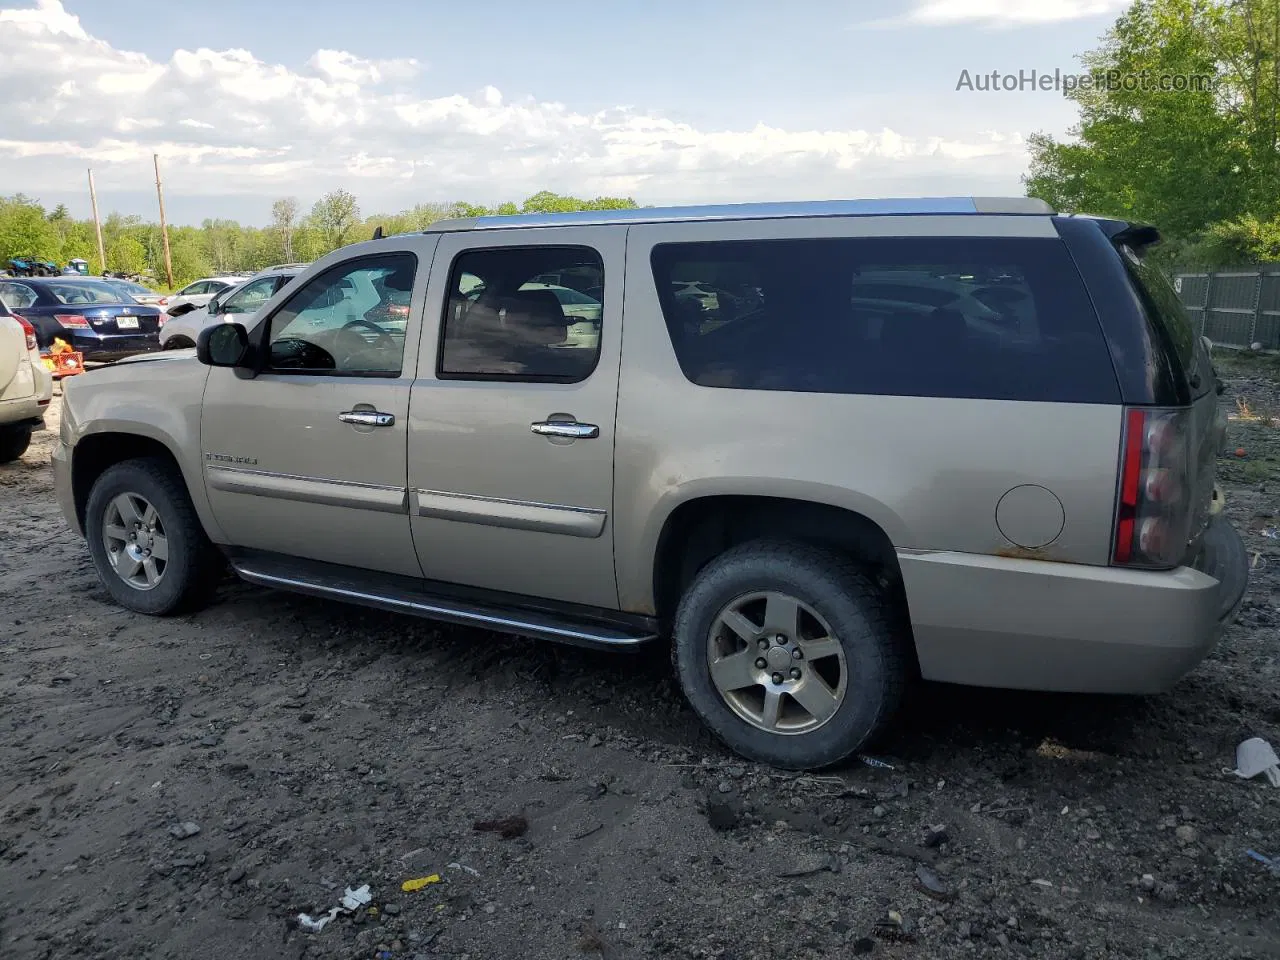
[47,282,133,305]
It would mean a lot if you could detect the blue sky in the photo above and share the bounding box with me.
[0,0,1131,225]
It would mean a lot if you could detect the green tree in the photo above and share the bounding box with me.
[107,235,146,274]
[1024,0,1279,262]
[0,194,57,262]
[271,197,299,262]
[310,189,361,251]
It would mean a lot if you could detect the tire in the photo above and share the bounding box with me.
[164,336,195,350]
[84,457,224,615]
[672,539,907,770]
[0,424,32,463]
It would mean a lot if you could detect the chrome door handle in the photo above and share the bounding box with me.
[531,420,599,439]
[339,410,395,427]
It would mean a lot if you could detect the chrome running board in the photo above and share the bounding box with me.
[229,552,657,651]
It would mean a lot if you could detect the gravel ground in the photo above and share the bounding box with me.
[2,363,1280,960]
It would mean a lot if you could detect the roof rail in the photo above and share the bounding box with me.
[262,262,310,271]
[423,196,1056,233]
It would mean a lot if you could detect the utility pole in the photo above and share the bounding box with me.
[87,168,106,274]
[153,153,174,288]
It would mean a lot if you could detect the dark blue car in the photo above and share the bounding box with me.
[0,277,162,362]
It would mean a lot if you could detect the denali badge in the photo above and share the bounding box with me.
[204,453,258,465]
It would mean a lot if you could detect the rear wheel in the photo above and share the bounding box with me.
[164,336,195,350]
[0,424,32,463]
[672,540,906,770]
[85,457,224,615]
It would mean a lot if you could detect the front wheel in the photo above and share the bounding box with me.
[84,457,224,615]
[0,424,33,463]
[163,336,195,350]
[672,540,907,770]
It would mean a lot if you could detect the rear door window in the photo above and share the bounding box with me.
[438,246,604,383]
[651,237,1121,403]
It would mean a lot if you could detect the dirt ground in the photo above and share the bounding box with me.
[2,360,1280,960]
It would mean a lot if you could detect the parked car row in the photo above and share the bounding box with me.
[160,266,308,349]
[0,266,315,364]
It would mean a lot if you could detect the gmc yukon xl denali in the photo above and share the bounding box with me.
[52,197,1249,770]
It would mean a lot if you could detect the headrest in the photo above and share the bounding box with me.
[379,264,415,293]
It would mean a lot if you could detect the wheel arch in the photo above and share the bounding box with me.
[650,493,910,627]
[71,428,221,542]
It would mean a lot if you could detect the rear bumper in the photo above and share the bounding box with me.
[900,515,1250,694]
[0,393,44,427]
[72,332,161,362]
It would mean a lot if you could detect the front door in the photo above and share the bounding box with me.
[200,240,436,578]
[408,226,622,608]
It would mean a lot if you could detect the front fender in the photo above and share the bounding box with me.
[63,358,225,543]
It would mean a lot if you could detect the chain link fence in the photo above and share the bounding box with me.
[1174,266,1280,349]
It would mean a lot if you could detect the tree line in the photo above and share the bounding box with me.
[0,190,638,289]
[1025,0,1280,266]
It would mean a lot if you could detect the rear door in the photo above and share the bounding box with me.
[407,226,623,608]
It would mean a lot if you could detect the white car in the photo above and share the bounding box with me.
[160,266,304,349]
[165,276,247,315]
[0,296,53,462]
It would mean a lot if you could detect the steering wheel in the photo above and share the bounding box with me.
[339,317,395,349]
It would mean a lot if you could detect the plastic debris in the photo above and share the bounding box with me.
[1262,528,1280,541]
[401,874,441,892]
[341,885,373,911]
[858,754,895,770]
[295,884,374,935]
[447,862,480,877]
[1246,849,1280,874]
[168,821,201,839]
[1230,738,1280,787]
[296,907,341,933]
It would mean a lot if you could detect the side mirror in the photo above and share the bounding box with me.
[197,323,251,368]
[207,297,222,315]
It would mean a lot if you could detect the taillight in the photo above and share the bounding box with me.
[158,297,169,306]
[55,313,91,329]
[1113,407,1193,568]
[13,314,37,351]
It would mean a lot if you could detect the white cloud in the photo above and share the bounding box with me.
[308,49,420,84]
[0,0,1036,219]
[867,0,1129,28]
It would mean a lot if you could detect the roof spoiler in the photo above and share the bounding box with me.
[1065,213,1161,252]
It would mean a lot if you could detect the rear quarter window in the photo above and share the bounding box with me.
[1118,245,1207,392]
[651,236,1121,403]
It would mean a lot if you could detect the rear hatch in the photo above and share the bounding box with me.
[1118,241,1220,559]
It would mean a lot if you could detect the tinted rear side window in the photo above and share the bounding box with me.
[1118,244,1203,386]
[651,237,1120,403]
